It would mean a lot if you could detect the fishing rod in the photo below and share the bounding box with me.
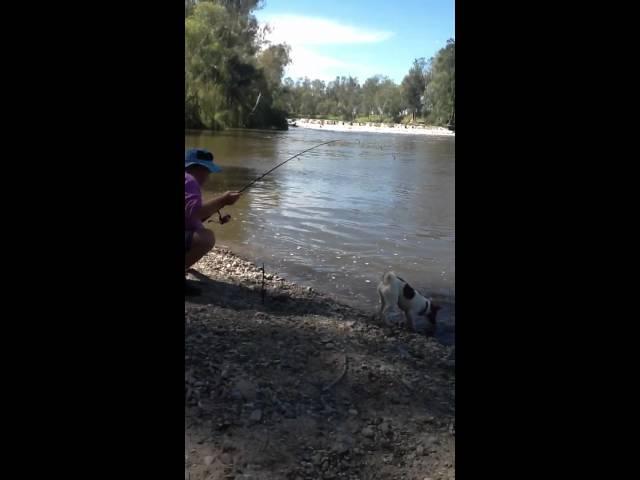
[239,139,339,193]
[213,139,339,224]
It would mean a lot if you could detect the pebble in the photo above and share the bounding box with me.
[204,455,214,466]
[361,426,375,438]
[416,445,425,456]
[333,441,350,455]
[348,409,358,416]
[233,378,256,401]
[249,409,262,422]
[427,436,440,446]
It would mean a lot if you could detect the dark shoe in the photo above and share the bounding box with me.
[184,279,201,297]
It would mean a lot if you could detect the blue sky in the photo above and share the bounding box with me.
[255,0,454,84]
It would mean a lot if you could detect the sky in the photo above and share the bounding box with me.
[255,0,454,84]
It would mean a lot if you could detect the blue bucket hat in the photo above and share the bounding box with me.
[185,148,222,173]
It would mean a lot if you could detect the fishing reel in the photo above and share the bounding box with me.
[218,210,231,224]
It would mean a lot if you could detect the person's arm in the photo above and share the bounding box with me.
[199,191,241,221]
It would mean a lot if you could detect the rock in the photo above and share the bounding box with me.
[348,409,358,416]
[249,409,262,422]
[204,455,215,466]
[282,404,297,418]
[416,445,425,456]
[427,436,440,446]
[325,343,335,349]
[333,439,351,455]
[361,426,375,438]
[233,378,256,400]
[379,422,391,434]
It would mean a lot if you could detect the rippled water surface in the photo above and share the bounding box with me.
[186,127,455,344]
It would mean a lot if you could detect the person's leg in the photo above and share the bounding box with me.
[185,228,216,271]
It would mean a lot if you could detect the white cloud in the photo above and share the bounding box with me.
[263,14,393,46]
[260,14,393,81]
[285,46,349,81]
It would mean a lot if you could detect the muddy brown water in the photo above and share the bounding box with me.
[186,128,455,345]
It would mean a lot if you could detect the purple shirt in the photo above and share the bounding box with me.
[185,173,204,232]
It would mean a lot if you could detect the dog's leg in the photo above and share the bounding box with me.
[378,289,385,318]
[400,311,410,330]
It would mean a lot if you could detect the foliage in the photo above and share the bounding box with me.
[185,1,455,129]
[185,0,290,130]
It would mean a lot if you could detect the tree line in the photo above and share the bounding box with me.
[185,1,454,130]
[185,0,292,130]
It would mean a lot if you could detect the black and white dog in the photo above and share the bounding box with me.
[377,271,441,335]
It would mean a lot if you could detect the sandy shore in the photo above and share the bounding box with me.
[185,247,455,480]
[293,118,455,137]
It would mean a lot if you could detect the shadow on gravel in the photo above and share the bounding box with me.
[186,269,364,319]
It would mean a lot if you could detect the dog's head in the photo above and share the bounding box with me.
[427,302,442,325]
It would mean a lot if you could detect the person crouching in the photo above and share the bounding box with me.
[185,148,240,295]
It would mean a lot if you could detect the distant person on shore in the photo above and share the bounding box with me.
[185,148,241,295]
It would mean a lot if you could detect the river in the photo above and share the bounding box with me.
[186,127,455,344]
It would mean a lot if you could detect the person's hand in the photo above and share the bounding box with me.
[223,191,241,206]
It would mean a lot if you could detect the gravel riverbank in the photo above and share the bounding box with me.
[294,119,455,137]
[185,247,455,480]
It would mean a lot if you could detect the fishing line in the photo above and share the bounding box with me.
[237,139,339,193]
[214,139,340,224]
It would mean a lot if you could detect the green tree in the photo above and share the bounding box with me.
[425,39,454,126]
[185,4,454,131]
[401,58,428,121]
[185,0,290,129]
[361,76,381,119]
[377,77,403,122]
